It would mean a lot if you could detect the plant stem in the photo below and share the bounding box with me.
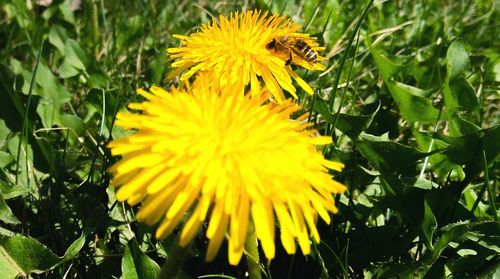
[91,0,99,57]
[327,0,374,135]
[15,41,43,185]
[245,220,262,279]
[158,236,190,279]
[483,150,498,221]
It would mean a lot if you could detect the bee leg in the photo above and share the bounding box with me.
[285,53,293,66]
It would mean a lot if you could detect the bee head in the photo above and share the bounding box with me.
[266,39,276,49]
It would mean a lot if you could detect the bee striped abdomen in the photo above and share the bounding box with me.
[293,40,317,63]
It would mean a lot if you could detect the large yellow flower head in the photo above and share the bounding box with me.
[167,10,326,103]
[108,82,346,265]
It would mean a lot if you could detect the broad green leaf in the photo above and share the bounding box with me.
[25,131,59,175]
[8,58,36,94]
[88,72,109,90]
[446,40,470,80]
[418,221,498,277]
[146,54,167,84]
[413,130,465,181]
[369,46,440,123]
[357,133,431,172]
[482,125,500,166]
[434,126,499,166]
[58,1,76,24]
[462,187,489,218]
[431,132,480,165]
[315,99,380,139]
[0,64,26,131]
[386,82,440,123]
[0,195,20,224]
[443,77,480,113]
[0,235,60,276]
[0,227,15,237]
[420,199,437,249]
[449,112,481,136]
[418,221,470,276]
[314,100,335,124]
[336,103,380,139]
[0,119,9,143]
[379,187,436,249]
[0,234,86,278]
[324,222,414,274]
[63,39,89,72]
[465,232,500,254]
[5,136,35,187]
[3,2,31,29]
[36,63,72,102]
[375,263,414,279]
[41,2,60,20]
[369,45,402,79]
[59,39,92,78]
[0,255,18,279]
[446,250,498,275]
[442,41,480,114]
[423,261,445,279]
[48,25,69,54]
[122,238,159,279]
[59,61,80,78]
[0,151,14,168]
[36,104,63,131]
[58,114,86,139]
[59,233,86,264]
[0,180,29,200]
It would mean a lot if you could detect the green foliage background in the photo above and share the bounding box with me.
[0,0,498,278]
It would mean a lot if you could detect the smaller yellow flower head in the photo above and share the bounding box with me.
[167,10,326,103]
[108,81,345,265]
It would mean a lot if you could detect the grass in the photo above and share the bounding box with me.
[0,0,498,278]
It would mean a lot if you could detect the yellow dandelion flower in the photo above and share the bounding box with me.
[108,83,346,265]
[167,10,326,103]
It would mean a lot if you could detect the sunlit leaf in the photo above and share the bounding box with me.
[446,40,470,80]
[369,47,440,123]
[0,195,20,225]
[65,39,89,71]
[387,82,440,123]
[0,180,29,200]
[0,234,85,277]
[48,25,69,54]
[0,235,60,278]
[122,238,160,279]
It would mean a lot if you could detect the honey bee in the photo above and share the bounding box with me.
[266,36,318,65]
